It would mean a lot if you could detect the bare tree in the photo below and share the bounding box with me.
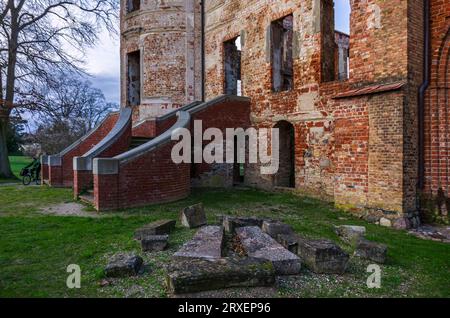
[0,0,119,178]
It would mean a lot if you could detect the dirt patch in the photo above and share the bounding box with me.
[41,202,100,218]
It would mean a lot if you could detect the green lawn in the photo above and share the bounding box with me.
[0,185,449,298]
[0,156,32,184]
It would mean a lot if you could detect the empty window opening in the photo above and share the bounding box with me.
[274,121,296,188]
[271,15,294,92]
[322,0,351,82]
[127,50,141,107]
[127,0,140,14]
[224,36,242,96]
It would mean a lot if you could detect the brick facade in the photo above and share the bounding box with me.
[42,1,449,226]
[423,0,450,219]
[120,0,203,120]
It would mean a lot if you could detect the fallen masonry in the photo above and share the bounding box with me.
[134,220,176,240]
[174,226,224,260]
[222,215,269,234]
[297,236,349,274]
[236,226,301,275]
[105,253,144,278]
[141,235,169,252]
[166,257,276,295]
[354,238,388,264]
[334,225,367,244]
[180,203,207,229]
[277,233,299,254]
[262,220,294,239]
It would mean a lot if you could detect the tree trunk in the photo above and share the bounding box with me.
[0,116,13,178]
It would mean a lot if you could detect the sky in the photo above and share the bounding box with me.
[84,29,121,105]
[85,1,351,105]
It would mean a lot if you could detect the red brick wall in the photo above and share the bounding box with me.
[73,119,132,197]
[93,98,251,210]
[94,142,191,211]
[204,0,413,220]
[47,113,119,188]
[423,0,450,216]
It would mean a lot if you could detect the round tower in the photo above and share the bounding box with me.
[120,0,203,121]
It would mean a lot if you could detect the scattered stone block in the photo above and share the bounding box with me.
[335,225,367,244]
[105,253,144,278]
[297,237,349,274]
[236,226,301,275]
[277,233,299,254]
[134,220,176,240]
[262,220,294,239]
[166,257,275,295]
[180,203,207,228]
[223,215,268,233]
[354,238,388,264]
[393,217,411,230]
[141,235,169,252]
[174,226,224,260]
[380,218,392,228]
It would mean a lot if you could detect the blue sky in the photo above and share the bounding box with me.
[335,0,351,34]
[87,1,351,105]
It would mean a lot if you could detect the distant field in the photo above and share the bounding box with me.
[0,156,32,184]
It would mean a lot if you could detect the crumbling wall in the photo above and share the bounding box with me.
[204,0,417,222]
[120,0,203,121]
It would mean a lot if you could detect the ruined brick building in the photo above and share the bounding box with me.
[42,0,449,229]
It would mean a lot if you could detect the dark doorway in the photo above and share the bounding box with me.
[127,50,141,107]
[233,136,245,185]
[224,36,242,96]
[274,121,295,188]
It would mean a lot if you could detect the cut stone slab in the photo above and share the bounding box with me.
[277,233,299,254]
[174,226,224,260]
[166,257,275,295]
[180,203,207,229]
[236,226,301,275]
[297,237,349,274]
[134,220,176,240]
[262,220,294,239]
[335,225,367,244]
[354,238,388,264]
[223,215,268,233]
[141,235,169,252]
[105,253,144,278]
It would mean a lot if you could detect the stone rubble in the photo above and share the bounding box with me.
[105,253,144,278]
[134,219,176,240]
[180,203,207,229]
[141,235,169,252]
[236,226,301,275]
[174,226,224,260]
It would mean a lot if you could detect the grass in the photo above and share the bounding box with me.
[0,156,32,184]
[0,185,449,298]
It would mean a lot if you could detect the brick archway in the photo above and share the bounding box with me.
[274,120,296,188]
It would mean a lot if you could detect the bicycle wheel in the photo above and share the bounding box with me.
[23,175,32,186]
